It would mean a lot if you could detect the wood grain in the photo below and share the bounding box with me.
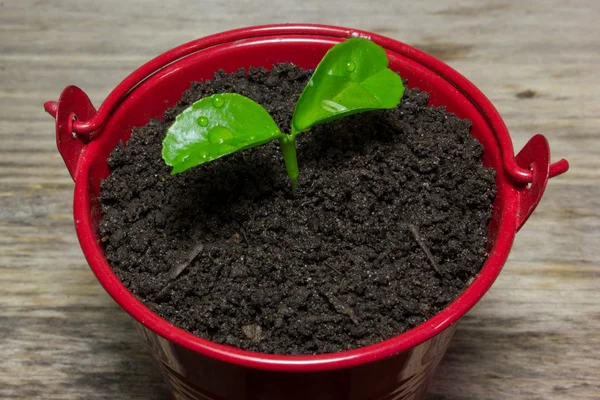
[1,0,598,399]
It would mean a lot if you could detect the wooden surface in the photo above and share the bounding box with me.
[1,0,599,398]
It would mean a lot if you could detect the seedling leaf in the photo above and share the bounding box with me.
[162,93,284,174]
[291,38,405,135]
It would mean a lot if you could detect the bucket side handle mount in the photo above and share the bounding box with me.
[44,86,97,182]
[513,134,569,231]
[504,139,569,183]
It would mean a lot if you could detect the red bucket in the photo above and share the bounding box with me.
[45,24,568,400]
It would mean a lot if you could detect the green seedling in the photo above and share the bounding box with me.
[162,38,405,186]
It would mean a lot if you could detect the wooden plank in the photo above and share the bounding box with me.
[1,0,598,398]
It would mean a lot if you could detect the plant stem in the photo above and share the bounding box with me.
[279,136,299,189]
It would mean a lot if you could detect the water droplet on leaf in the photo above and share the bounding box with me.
[321,100,348,113]
[197,116,209,127]
[346,61,356,72]
[212,96,224,108]
[207,126,234,145]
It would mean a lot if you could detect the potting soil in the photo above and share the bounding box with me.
[99,64,496,355]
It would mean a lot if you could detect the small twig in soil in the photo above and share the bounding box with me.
[408,224,442,276]
[168,242,204,281]
[373,248,393,266]
[324,262,342,275]
[321,292,360,325]
[299,198,318,208]
[156,280,174,299]
[240,228,250,246]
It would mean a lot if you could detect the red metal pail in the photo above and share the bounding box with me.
[45,24,568,400]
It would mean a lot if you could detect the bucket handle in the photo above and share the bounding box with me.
[44,86,570,227]
[513,134,568,230]
[44,86,96,181]
[43,86,570,218]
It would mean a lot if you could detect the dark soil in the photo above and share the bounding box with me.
[99,64,496,355]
